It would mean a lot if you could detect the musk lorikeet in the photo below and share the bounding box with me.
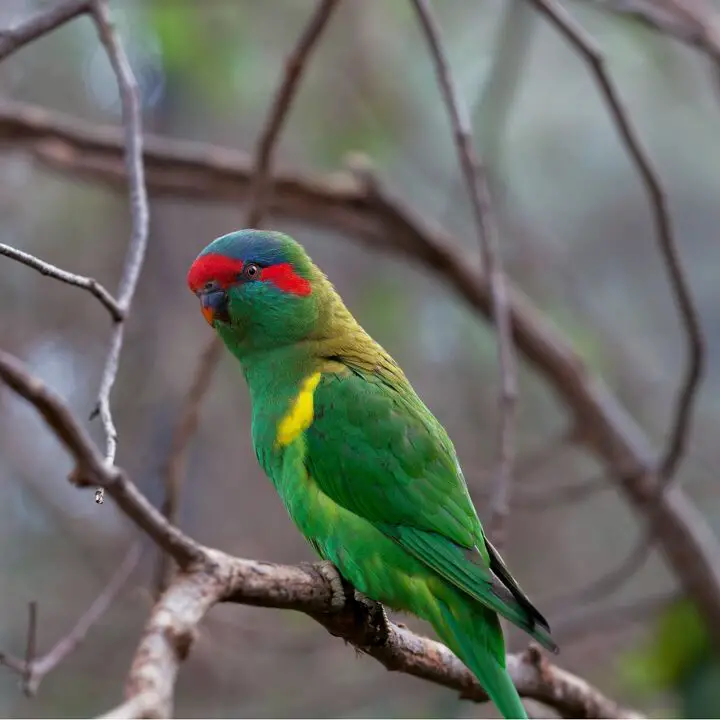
[187,229,557,719]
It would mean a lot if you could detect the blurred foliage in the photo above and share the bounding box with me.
[622,599,720,718]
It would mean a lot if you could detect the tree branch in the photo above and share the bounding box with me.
[411,0,518,549]
[106,552,643,720]
[1,98,719,648]
[0,242,123,321]
[0,350,203,567]
[584,0,720,66]
[157,338,223,595]
[158,0,340,593]
[0,347,641,719]
[87,0,150,504]
[0,0,91,62]
[527,0,706,486]
[0,544,141,696]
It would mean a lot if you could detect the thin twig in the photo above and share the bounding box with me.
[0,349,204,566]
[0,544,141,696]
[26,543,142,696]
[2,101,720,647]
[0,0,91,62]
[527,0,705,488]
[244,0,341,226]
[157,0,340,590]
[88,0,150,503]
[0,351,642,718]
[0,243,122,320]
[22,601,37,691]
[410,0,518,549]
[156,337,223,595]
[582,0,720,67]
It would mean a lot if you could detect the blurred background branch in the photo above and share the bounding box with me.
[1,0,720,717]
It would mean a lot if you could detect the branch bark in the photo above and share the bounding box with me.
[1,99,717,649]
[0,350,642,719]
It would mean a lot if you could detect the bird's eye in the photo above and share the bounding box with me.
[203,280,217,291]
[242,263,260,280]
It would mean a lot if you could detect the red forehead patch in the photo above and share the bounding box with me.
[187,253,312,296]
[187,253,244,293]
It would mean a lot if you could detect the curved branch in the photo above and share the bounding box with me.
[0,242,122,321]
[159,0,341,593]
[0,0,90,61]
[527,0,706,486]
[88,0,151,503]
[1,100,719,648]
[0,348,642,720]
[0,349,203,568]
[103,552,643,719]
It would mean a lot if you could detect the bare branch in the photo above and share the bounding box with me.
[527,0,705,486]
[411,0,518,549]
[477,0,538,164]
[157,337,223,595]
[158,0,341,589]
[0,544,141,696]
[104,552,643,720]
[584,0,720,65]
[88,0,150,503]
[245,0,341,227]
[0,0,90,62]
[0,243,122,321]
[0,350,203,567]
[22,601,37,690]
[2,100,719,647]
[0,350,641,719]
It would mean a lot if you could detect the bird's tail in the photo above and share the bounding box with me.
[429,595,527,720]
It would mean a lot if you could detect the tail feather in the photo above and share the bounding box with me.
[431,596,528,720]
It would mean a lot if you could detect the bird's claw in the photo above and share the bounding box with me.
[315,560,347,611]
[354,590,390,629]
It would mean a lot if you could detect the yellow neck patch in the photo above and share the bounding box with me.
[276,372,322,447]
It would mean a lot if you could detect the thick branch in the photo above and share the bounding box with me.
[1,100,719,647]
[103,552,643,719]
[1,349,641,719]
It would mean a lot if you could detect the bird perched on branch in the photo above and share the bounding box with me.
[187,229,557,719]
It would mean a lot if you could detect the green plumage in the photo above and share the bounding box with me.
[189,230,557,719]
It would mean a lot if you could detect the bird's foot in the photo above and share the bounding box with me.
[314,560,348,612]
[353,590,389,624]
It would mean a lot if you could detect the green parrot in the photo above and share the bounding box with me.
[187,229,557,719]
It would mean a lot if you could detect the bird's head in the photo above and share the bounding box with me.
[187,229,322,354]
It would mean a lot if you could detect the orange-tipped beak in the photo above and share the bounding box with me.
[201,304,214,326]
